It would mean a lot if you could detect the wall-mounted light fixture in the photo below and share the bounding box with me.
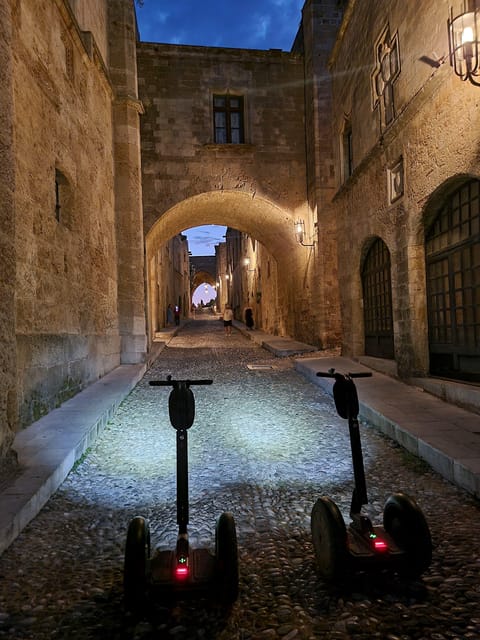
[243,257,255,271]
[448,0,480,85]
[294,219,314,246]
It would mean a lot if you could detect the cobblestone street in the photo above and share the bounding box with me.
[0,317,479,639]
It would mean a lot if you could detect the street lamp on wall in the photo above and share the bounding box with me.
[243,257,255,272]
[294,219,314,246]
[448,0,480,85]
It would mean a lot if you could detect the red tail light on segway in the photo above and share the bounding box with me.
[370,533,388,552]
[175,556,189,579]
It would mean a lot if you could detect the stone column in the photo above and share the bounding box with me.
[300,0,343,347]
[108,0,147,363]
[0,0,17,457]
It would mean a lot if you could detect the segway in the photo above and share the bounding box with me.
[124,376,239,612]
[311,368,432,582]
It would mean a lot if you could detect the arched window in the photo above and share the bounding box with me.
[361,238,394,358]
[425,179,480,381]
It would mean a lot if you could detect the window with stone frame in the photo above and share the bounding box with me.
[213,94,245,144]
[342,118,353,181]
[62,34,74,82]
[371,27,400,131]
[54,169,72,223]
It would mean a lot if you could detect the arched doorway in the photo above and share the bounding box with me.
[361,237,394,359]
[425,178,480,382]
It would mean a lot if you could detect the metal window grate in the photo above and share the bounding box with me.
[426,179,480,381]
[361,238,394,358]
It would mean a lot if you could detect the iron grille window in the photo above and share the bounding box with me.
[213,95,244,144]
[426,179,480,380]
[362,238,394,358]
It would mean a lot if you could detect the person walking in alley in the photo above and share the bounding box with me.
[245,307,254,330]
[223,304,233,335]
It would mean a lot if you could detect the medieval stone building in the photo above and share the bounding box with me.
[0,0,478,465]
[327,0,479,384]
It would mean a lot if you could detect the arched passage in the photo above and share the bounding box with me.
[190,256,217,297]
[191,270,215,290]
[146,190,299,259]
[145,190,304,343]
[191,270,216,309]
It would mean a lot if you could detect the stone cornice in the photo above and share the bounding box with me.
[114,96,145,114]
[53,0,113,96]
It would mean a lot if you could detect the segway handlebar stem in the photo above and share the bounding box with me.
[316,368,372,379]
[149,376,213,387]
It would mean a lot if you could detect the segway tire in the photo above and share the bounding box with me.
[311,497,348,581]
[215,511,239,604]
[383,492,432,578]
[124,516,151,612]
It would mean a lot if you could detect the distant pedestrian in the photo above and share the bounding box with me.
[174,305,180,326]
[167,304,174,326]
[223,304,233,336]
[245,307,254,330]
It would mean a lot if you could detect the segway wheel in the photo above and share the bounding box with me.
[383,492,432,578]
[124,516,151,612]
[311,497,348,582]
[215,511,239,604]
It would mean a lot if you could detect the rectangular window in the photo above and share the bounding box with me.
[213,95,244,144]
[342,124,353,181]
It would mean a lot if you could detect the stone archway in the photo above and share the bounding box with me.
[190,256,217,293]
[191,267,217,311]
[146,191,299,259]
[145,190,304,344]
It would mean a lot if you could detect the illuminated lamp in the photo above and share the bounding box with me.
[243,257,255,271]
[294,219,314,246]
[448,0,480,85]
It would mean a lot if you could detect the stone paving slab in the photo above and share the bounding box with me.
[0,363,145,556]
[233,321,317,356]
[294,355,480,498]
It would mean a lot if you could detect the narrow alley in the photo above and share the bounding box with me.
[0,317,479,640]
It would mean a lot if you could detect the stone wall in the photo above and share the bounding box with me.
[109,0,147,365]
[0,0,17,457]
[294,0,344,348]
[147,234,190,338]
[69,0,109,64]
[13,0,121,426]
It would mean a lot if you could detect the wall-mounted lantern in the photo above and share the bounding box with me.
[243,257,255,272]
[294,219,314,246]
[448,0,480,85]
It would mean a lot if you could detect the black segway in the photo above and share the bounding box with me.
[124,376,239,611]
[311,368,432,582]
